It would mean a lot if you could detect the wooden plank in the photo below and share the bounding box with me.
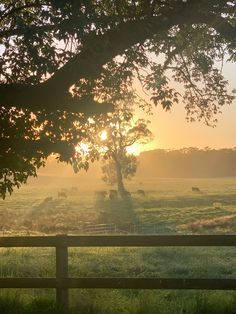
[56,245,69,314]
[64,235,236,247]
[1,235,236,247]
[1,277,236,290]
[0,236,59,247]
[0,278,56,288]
[63,278,236,290]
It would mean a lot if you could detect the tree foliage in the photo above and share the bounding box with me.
[0,0,235,197]
[98,106,152,195]
[101,154,138,187]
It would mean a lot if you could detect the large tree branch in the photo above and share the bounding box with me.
[0,84,113,114]
[0,138,75,158]
[0,4,235,114]
[0,15,117,38]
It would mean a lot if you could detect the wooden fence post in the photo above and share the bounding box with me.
[56,236,68,314]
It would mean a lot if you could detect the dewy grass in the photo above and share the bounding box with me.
[1,290,236,314]
[1,246,236,313]
[1,177,236,312]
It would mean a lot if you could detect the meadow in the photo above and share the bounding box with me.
[1,176,236,313]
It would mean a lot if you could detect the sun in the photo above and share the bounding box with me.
[100,130,108,141]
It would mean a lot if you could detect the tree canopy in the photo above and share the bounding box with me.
[0,0,235,197]
[98,106,152,196]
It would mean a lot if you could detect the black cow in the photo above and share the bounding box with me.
[137,189,145,197]
[109,190,118,200]
[192,187,200,192]
[58,191,67,198]
[96,190,107,200]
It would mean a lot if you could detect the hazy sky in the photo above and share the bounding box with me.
[136,61,236,150]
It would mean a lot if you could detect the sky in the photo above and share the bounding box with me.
[135,61,236,151]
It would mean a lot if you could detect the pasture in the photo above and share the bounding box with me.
[1,176,236,313]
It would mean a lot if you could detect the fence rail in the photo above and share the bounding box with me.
[1,235,236,313]
[1,234,236,247]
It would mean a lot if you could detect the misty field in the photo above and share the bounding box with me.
[1,177,236,313]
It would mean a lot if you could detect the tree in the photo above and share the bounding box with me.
[101,154,138,190]
[0,1,235,197]
[99,107,152,197]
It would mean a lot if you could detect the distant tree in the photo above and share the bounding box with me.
[0,1,235,197]
[101,154,138,190]
[98,107,152,197]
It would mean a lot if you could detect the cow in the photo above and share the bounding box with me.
[96,190,107,200]
[137,189,145,197]
[58,191,67,198]
[43,196,53,203]
[123,190,131,198]
[109,190,118,200]
[192,187,200,192]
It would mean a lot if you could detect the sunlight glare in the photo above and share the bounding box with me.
[126,145,140,156]
[100,130,108,141]
[75,142,90,155]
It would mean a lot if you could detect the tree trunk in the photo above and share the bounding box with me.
[114,158,127,198]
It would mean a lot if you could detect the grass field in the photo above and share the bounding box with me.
[1,176,236,313]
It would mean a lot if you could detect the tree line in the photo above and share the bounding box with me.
[137,148,236,178]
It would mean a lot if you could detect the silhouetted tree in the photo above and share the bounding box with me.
[99,107,152,197]
[101,154,138,197]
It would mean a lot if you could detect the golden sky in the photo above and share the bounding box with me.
[136,61,236,150]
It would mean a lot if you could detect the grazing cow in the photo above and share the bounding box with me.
[123,190,131,198]
[137,189,145,197]
[96,190,107,200]
[192,187,200,192]
[43,196,53,203]
[109,190,118,200]
[58,191,67,198]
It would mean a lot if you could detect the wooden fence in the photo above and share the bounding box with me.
[1,235,236,313]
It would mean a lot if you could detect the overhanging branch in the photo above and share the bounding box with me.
[0,138,75,158]
[0,6,235,114]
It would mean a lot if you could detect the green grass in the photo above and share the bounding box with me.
[0,291,55,314]
[1,290,236,314]
[1,177,236,312]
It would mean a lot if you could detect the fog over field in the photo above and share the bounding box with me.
[34,148,236,186]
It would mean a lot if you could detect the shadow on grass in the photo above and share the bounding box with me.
[0,297,55,314]
[98,197,138,228]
